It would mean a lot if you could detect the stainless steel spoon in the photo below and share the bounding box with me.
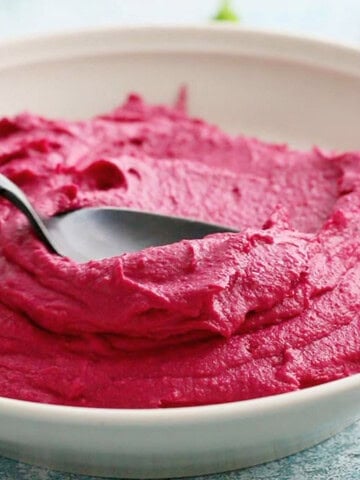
[0,174,237,262]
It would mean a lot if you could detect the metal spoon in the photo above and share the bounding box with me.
[0,174,237,262]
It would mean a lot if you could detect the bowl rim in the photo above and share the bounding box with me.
[0,25,359,422]
[0,24,359,77]
[0,375,359,423]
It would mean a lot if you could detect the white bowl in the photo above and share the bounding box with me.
[0,26,359,478]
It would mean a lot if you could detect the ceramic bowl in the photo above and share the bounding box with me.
[0,26,359,478]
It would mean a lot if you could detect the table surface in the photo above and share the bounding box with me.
[0,1,359,479]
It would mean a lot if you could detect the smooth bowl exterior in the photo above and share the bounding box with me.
[0,26,359,478]
[0,377,359,478]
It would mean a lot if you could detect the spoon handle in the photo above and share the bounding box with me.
[0,174,56,252]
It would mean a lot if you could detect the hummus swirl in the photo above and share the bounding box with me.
[0,94,358,407]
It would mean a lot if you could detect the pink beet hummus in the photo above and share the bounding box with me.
[0,93,359,408]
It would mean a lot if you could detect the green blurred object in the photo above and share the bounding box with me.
[213,0,240,22]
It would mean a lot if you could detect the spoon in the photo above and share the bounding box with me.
[0,174,237,262]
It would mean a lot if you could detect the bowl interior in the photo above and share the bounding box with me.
[0,27,360,150]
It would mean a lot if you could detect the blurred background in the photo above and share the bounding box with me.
[0,0,360,45]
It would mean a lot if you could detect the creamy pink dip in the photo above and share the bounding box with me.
[0,93,358,407]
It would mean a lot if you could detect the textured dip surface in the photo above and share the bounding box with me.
[0,93,359,408]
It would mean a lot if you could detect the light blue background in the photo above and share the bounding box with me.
[0,1,359,479]
[0,0,360,45]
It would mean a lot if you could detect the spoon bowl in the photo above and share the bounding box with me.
[45,207,237,262]
[0,174,236,262]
